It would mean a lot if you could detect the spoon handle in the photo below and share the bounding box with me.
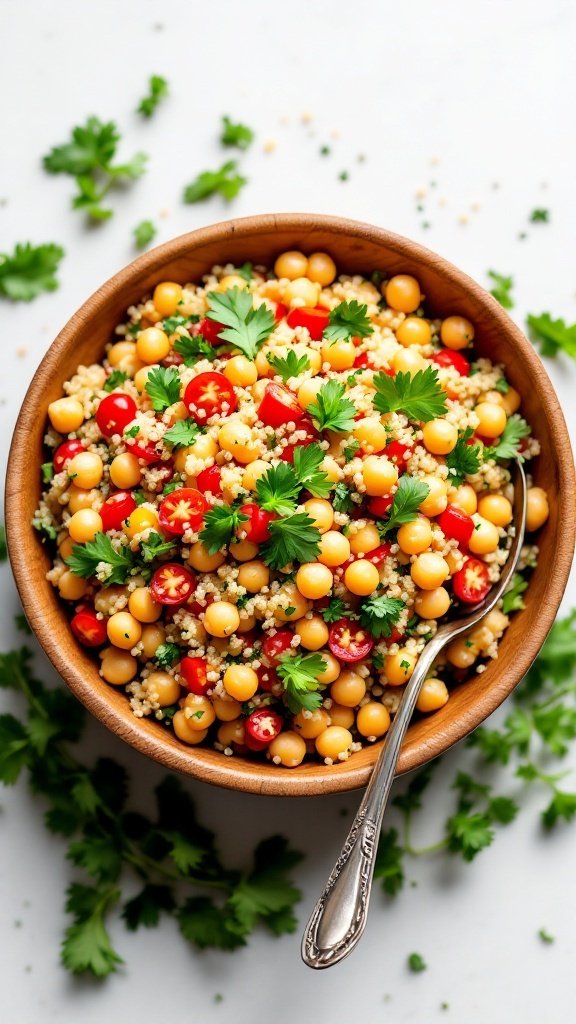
[301,636,445,970]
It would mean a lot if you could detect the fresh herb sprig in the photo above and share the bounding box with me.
[487,270,514,310]
[359,595,405,640]
[307,380,356,433]
[484,415,530,461]
[0,242,65,302]
[324,300,374,343]
[183,161,246,203]
[137,75,169,118]
[267,350,311,382]
[527,313,576,360]
[276,652,327,713]
[144,366,181,411]
[261,514,321,569]
[133,220,157,249]
[205,288,275,360]
[255,445,332,515]
[220,116,254,150]
[377,476,430,536]
[66,534,135,585]
[373,367,447,421]
[199,504,249,554]
[446,427,482,484]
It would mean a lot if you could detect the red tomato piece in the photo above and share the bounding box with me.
[286,306,330,340]
[158,488,208,535]
[243,734,269,752]
[383,440,414,472]
[261,629,294,666]
[256,664,279,692]
[162,351,184,368]
[366,543,393,565]
[150,563,196,606]
[195,464,222,496]
[100,492,137,532]
[437,505,475,547]
[328,618,374,663]
[274,302,289,322]
[198,318,226,345]
[238,503,276,543]
[353,352,372,369]
[452,557,491,604]
[186,593,214,616]
[258,382,304,428]
[125,437,161,464]
[280,416,318,463]
[53,439,86,473]
[245,708,283,746]
[179,656,210,695]
[432,349,471,376]
[96,393,137,437]
[184,371,237,423]
[70,610,107,647]
[367,495,394,518]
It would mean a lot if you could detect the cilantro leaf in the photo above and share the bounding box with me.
[484,414,530,461]
[256,463,300,516]
[502,572,529,614]
[374,828,405,896]
[183,161,247,203]
[446,427,482,484]
[178,897,244,950]
[163,418,202,448]
[320,597,349,623]
[122,885,175,931]
[200,504,248,554]
[487,270,514,310]
[220,116,254,150]
[529,208,550,223]
[137,75,169,118]
[307,379,356,433]
[173,333,216,365]
[154,643,181,668]
[0,242,64,301]
[542,790,576,830]
[144,366,181,411]
[227,836,302,936]
[66,533,135,585]
[323,300,374,343]
[61,884,123,978]
[292,443,332,497]
[527,313,576,360]
[373,367,447,422]
[378,475,430,535]
[133,219,157,249]
[446,812,494,861]
[276,652,327,713]
[0,714,29,784]
[359,595,404,639]
[267,350,310,381]
[205,287,274,360]
[103,369,128,392]
[261,513,321,569]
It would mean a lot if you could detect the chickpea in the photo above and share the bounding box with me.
[254,350,275,379]
[468,625,495,652]
[448,484,477,515]
[240,460,268,491]
[189,433,219,461]
[284,277,320,309]
[48,397,85,433]
[391,347,427,374]
[477,493,513,527]
[293,707,331,739]
[414,586,451,619]
[478,390,504,407]
[68,486,101,515]
[445,549,463,575]
[384,275,421,314]
[349,523,380,556]
[315,726,353,760]
[230,539,259,562]
[396,316,432,347]
[224,355,258,387]
[107,612,142,650]
[67,509,103,543]
[344,559,380,597]
[385,650,417,686]
[303,498,334,534]
[526,487,549,532]
[411,552,450,590]
[123,507,159,539]
[296,562,334,600]
[140,623,166,659]
[147,670,181,707]
[419,476,448,517]
[321,455,342,484]
[353,418,388,453]
[58,536,75,560]
[188,542,226,572]
[237,612,257,633]
[133,365,158,393]
[275,583,311,621]
[468,515,500,555]
[182,692,216,729]
[212,697,242,721]
[416,678,449,713]
[397,517,432,555]
[329,704,355,729]
[297,377,323,409]
[500,386,521,416]
[100,647,138,685]
[446,636,478,668]
[67,452,103,490]
[108,340,145,376]
[218,420,258,464]
[316,651,341,685]
[128,587,162,623]
[484,608,509,635]
[110,452,142,489]
[217,719,246,746]
[296,615,329,651]
[356,702,391,738]
[57,571,88,601]
[274,251,309,280]
[217,273,248,292]
[269,731,307,767]
[204,601,240,637]
[173,712,208,745]
[237,560,270,593]
[475,401,507,439]
[320,338,356,370]
[307,252,337,286]
[295,345,321,374]
[222,664,259,701]
[318,530,351,567]
[94,585,128,615]
[153,281,183,317]
[330,669,366,707]
[136,327,171,364]
[422,419,458,455]
[440,315,474,350]
[362,455,398,496]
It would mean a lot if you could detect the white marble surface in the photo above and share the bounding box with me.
[1,0,575,1021]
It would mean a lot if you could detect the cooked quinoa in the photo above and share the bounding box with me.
[34,250,550,767]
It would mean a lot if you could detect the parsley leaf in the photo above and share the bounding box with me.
[446,811,494,861]
[292,444,332,497]
[343,438,361,462]
[529,208,550,223]
[276,652,327,713]
[445,427,483,484]
[320,598,349,623]
[256,464,300,516]
[133,219,157,249]
[183,161,246,203]
[267,350,310,382]
[103,370,128,393]
[163,419,202,448]
[66,534,135,585]
[0,242,64,302]
[144,366,181,411]
[220,116,254,150]
[261,513,321,569]
[41,462,54,484]
[323,300,374,343]
[332,482,354,514]
[205,288,275,360]
[408,952,427,973]
[495,376,510,394]
[527,313,576,360]
[487,270,514,309]
[484,414,530,461]
[502,572,529,614]
[373,367,447,421]
[173,333,216,365]
[154,643,181,669]
[137,75,169,117]
[200,504,248,555]
[378,476,430,536]
[359,595,404,640]
[307,380,356,433]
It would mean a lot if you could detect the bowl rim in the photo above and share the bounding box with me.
[6,212,575,796]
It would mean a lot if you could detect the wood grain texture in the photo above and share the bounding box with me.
[5,214,575,796]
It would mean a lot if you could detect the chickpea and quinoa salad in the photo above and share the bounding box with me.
[34,249,550,768]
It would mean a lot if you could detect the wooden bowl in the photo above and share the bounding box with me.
[6,214,575,796]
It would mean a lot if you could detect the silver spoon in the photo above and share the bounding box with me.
[302,461,527,970]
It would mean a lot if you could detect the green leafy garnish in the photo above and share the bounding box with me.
[343,438,361,462]
[0,242,64,301]
[495,376,510,394]
[378,476,430,536]
[138,531,177,564]
[163,419,202,448]
[323,300,374,343]
[154,643,181,669]
[307,380,356,433]
[133,219,157,249]
[144,366,181,411]
[276,652,327,714]
[487,270,514,310]
[373,367,447,421]
[220,116,254,150]
[320,597,349,624]
[446,427,482,484]
[267,350,311,382]
[205,287,275,360]
[373,828,405,895]
[527,313,576,360]
[484,414,530,461]
[359,596,404,640]
[137,75,169,117]
[199,504,248,555]
[292,444,332,498]
[502,573,529,614]
[261,514,321,569]
[332,482,354,514]
[41,462,54,484]
[103,370,128,393]
[408,952,427,973]
[529,209,550,223]
[173,334,216,365]
[66,534,135,585]
[183,161,246,203]
[538,928,555,944]
[256,464,301,516]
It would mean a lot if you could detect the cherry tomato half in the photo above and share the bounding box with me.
[383,440,414,472]
[53,439,85,473]
[184,371,237,423]
[367,495,394,518]
[353,352,373,369]
[195,464,222,496]
[125,437,161,464]
[432,349,471,376]
[280,416,318,463]
[261,629,294,666]
[158,488,208,535]
[70,610,107,647]
[452,557,491,604]
[238,503,276,544]
[366,542,393,566]
[199,318,226,345]
[179,656,210,695]
[258,382,304,428]
[245,708,283,746]
[274,302,289,322]
[150,563,196,606]
[256,664,279,692]
[100,491,137,532]
[96,393,137,437]
[437,505,475,547]
[328,618,374,663]
[286,306,330,340]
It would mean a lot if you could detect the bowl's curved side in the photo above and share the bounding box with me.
[6,213,575,796]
